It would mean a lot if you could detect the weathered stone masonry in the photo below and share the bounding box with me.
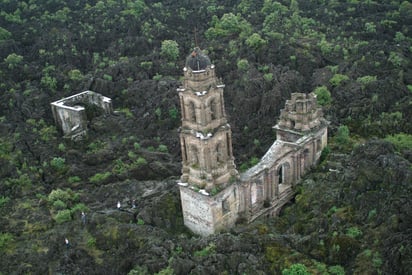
[51,90,113,140]
[178,48,328,236]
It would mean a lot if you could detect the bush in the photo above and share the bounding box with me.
[335,125,350,145]
[384,133,412,152]
[0,232,13,251]
[157,144,168,153]
[53,209,72,224]
[87,237,96,248]
[134,157,148,166]
[330,74,349,87]
[314,86,332,106]
[70,203,88,214]
[168,107,178,120]
[282,263,310,275]
[0,196,10,208]
[89,172,111,183]
[50,157,66,172]
[52,199,67,210]
[346,226,363,238]
[68,176,81,183]
[48,188,76,204]
[194,242,216,257]
[328,265,345,275]
[237,59,249,71]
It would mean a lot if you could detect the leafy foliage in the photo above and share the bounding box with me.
[282,263,310,275]
[161,40,179,62]
[314,86,332,106]
[384,133,412,152]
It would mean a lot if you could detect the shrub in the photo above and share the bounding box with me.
[346,226,363,238]
[58,143,66,151]
[128,151,137,159]
[194,242,216,257]
[328,265,345,275]
[314,86,332,106]
[330,73,349,87]
[320,146,330,163]
[4,53,23,69]
[70,203,88,214]
[356,75,377,86]
[89,172,111,183]
[134,157,147,166]
[52,199,67,210]
[155,107,162,119]
[87,140,106,152]
[87,237,96,248]
[153,73,162,81]
[384,133,412,152]
[160,40,179,62]
[53,209,72,224]
[68,69,84,81]
[250,156,260,166]
[68,176,81,183]
[0,232,13,251]
[263,73,273,82]
[168,107,178,120]
[157,144,168,153]
[0,196,10,208]
[237,59,249,71]
[48,188,75,204]
[282,263,310,275]
[335,125,350,145]
[50,157,66,172]
[140,61,152,70]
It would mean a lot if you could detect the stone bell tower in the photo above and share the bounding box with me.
[178,48,238,191]
[177,48,239,236]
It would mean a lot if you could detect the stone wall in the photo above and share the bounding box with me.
[51,90,112,140]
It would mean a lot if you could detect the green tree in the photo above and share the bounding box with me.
[314,86,332,106]
[206,13,251,39]
[282,263,310,275]
[4,53,23,69]
[385,133,412,152]
[330,73,349,87]
[237,59,249,71]
[245,33,267,51]
[161,40,179,62]
[335,125,350,145]
[0,27,11,41]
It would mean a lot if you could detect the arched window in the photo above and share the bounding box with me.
[188,101,196,122]
[210,98,218,120]
[251,183,257,205]
[278,162,291,185]
[216,143,224,162]
[190,145,199,166]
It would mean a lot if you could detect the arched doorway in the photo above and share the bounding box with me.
[277,162,291,193]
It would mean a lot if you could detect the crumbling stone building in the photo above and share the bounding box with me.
[51,90,113,140]
[178,48,328,236]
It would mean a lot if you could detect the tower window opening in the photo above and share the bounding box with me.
[222,198,230,214]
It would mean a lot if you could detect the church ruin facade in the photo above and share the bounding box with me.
[178,48,328,236]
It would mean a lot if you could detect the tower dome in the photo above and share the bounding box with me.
[185,47,211,71]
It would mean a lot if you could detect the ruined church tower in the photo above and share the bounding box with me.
[177,48,239,236]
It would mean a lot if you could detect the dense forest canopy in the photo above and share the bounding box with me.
[0,0,411,274]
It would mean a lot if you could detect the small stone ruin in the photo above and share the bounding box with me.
[50,90,113,140]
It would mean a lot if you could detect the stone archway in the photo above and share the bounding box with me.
[277,162,291,193]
